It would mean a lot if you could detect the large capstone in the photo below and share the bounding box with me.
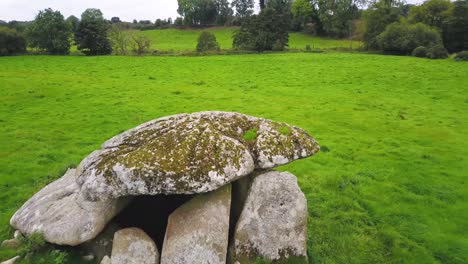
[9,169,129,246]
[76,112,319,200]
[160,184,231,264]
[229,171,309,263]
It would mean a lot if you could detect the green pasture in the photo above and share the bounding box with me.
[135,27,361,51]
[0,53,467,263]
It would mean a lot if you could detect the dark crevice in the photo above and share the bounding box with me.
[112,194,194,252]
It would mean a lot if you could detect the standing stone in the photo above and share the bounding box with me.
[161,184,232,264]
[100,256,111,264]
[1,239,20,249]
[229,171,308,263]
[0,256,20,264]
[111,228,159,264]
[9,169,130,246]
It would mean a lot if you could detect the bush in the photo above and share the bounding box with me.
[454,51,468,61]
[18,233,46,258]
[0,26,26,55]
[412,46,428,57]
[233,7,289,52]
[377,22,442,54]
[196,31,220,52]
[131,35,151,55]
[426,44,448,59]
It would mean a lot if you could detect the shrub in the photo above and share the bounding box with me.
[426,44,448,59]
[411,46,428,57]
[18,233,46,258]
[131,35,151,55]
[0,26,26,55]
[196,31,220,52]
[377,22,442,54]
[454,51,468,61]
[305,44,312,52]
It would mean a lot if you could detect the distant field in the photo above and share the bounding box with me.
[0,53,467,263]
[135,27,361,52]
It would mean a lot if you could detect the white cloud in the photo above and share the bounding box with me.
[0,0,180,22]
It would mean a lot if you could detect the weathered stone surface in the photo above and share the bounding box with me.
[13,231,22,240]
[81,222,120,262]
[76,112,319,200]
[10,169,130,246]
[161,184,231,264]
[0,239,20,249]
[111,227,159,264]
[229,171,308,263]
[100,256,111,264]
[0,256,20,264]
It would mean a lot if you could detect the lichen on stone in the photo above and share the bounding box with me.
[75,112,319,200]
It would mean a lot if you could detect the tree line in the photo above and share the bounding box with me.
[1,0,467,57]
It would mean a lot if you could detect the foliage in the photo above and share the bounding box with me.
[108,25,131,55]
[18,233,46,259]
[74,8,112,55]
[1,53,467,263]
[215,0,234,25]
[131,35,152,55]
[26,8,71,55]
[363,0,402,49]
[232,0,255,20]
[442,0,468,52]
[196,31,220,52]
[177,0,218,25]
[291,0,314,31]
[408,0,452,29]
[65,16,79,33]
[426,44,448,59]
[411,46,428,57]
[0,26,26,56]
[377,22,442,54]
[454,50,468,61]
[233,7,290,51]
[316,0,367,38]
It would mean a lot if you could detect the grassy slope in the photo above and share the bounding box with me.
[136,27,361,51]
[0,54,467,263]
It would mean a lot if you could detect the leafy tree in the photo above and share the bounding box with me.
[316,0,367,38]
[177,0,218,25]
[26,8,71,54]
[197,31,220,51]
[109,25,130,55]
[363,0,402,49]
[408,0,452,29]
[174,17,184,26]
[291,0,314,31]
[233,7,290,51]
[377,22,442,54]
[215,0,234,25]
[111,17,121,23]
[442,0,468,52]
[131,35,151,55]
[232,0,255,20]
[66,15,80,32]
[75,8,112,55]
[0,26,27,55]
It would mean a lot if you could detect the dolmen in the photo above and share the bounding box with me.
[6,111,320,264]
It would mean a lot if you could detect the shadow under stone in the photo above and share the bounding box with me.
[113,194,194,251]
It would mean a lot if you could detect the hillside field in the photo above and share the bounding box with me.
[0,53,467,263]
[134,27,361,52]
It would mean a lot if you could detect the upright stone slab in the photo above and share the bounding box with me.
[161,184,232,264]
[9,169,129,246]
[229,171,308,263]
[111,227,159,264]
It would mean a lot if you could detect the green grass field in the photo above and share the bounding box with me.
[0,53,467,263]
[135,27,361,51]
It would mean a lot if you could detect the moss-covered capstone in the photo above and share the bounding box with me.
[76,112,319,200]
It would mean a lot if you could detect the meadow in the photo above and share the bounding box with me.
[0,53,467,263]
[135,27,361,52]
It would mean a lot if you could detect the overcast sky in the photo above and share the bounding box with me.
[1,0,423,22]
